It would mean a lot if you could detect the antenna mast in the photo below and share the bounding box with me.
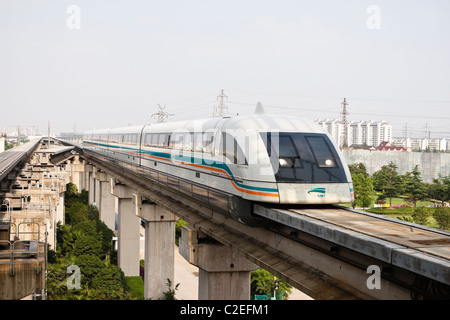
[340,98,349,148]
[152,104,174,123]
[213,89,228,117]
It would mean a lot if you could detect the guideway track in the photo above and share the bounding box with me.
[254,204,450,298]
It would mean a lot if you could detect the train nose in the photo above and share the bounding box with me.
[277,183,354,204]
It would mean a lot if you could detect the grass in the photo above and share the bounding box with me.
[342,196,447,229]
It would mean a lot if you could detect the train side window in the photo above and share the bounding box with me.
[202,131,215,153]
[158,134,169,147]
[151,134,159,146]
[184,133,193,151]
[220,132,247,165]
[193,133,203,152]
[172,133,184,150]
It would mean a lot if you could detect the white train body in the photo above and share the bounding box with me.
[82,114,354,225]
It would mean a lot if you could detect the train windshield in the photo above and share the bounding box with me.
[262,132,348,183]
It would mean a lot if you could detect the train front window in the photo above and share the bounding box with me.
[278,136,303,168]
[262,132,347,183]
[305,136,337,168]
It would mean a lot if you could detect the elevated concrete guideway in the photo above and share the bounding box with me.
[2,137,449,300]
[66,138,449,300]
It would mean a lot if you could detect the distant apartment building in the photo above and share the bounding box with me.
[0,137,5,153]
[315,119,392,148]
[392,137,447,152]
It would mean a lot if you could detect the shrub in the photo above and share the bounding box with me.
[433,207,450,230]
[73,235,102,257]
[412,207,430,225]
[125,276,144,300]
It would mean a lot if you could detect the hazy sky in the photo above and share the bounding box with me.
[1,0,449,137]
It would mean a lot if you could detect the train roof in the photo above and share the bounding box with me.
[83,113,328,135]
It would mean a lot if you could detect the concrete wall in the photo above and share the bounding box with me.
[342,150,450,182]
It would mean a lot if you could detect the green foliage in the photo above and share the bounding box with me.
[397,216,414,223]
[72,220,97,237]
[433,207,450,230]
[162,278,180,300]
[75,254,104,285]
[412,207,431,226]
[250,268,292,300]
[73,235,103,257]
[403,165,428,207]
[91,265,126,293]
[66,183,79,198]
[125,276,145,300]
[428,175,450,204]
[351,173,374,209]
[175,219,189,246]
[372,162,403,206]
[47,183,134,300]
[65,202,89,225]
[348,163,369,178]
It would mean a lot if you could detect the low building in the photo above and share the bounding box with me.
[376,141,410,152]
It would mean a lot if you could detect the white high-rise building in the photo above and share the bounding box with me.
[316,119,392,147]
[392,137,447,151]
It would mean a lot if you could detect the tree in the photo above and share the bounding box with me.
[372,161,403,207]
[65,202,89,225]
[250,268,292,300]
[348,163,369,178]
[91,264,127,297]
[403,165,428,207]
[351,173,374,209]
[75,254,104,286]
[433,207,450,230]
[412,207,430,226]
[48,183,132,300]
[428,175,450,205]
[73,235,103,257]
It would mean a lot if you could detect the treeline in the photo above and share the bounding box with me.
[46,183,143,300]
[349,162,450,230]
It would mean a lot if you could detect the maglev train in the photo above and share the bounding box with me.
[82,112,354,226]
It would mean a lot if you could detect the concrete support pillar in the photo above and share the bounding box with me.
[112,184,140,276]
[70,155,84,192]
[94,179,101,208]
[83,164,93,192]
[56,192,65,224]
[94,172,115,231]
[135,199,177,300]
[88,170,95,205]
[180,226,258,300]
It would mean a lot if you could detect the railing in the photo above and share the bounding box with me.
[0,222,44,276]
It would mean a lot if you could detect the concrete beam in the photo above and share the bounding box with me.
[180,226,258,300]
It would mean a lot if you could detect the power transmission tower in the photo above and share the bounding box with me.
[152,104,174,123]
[340,98,349,148]
[212,89,229,117]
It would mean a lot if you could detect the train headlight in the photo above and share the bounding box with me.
[325,159,333,166]
[279,158,288,166]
